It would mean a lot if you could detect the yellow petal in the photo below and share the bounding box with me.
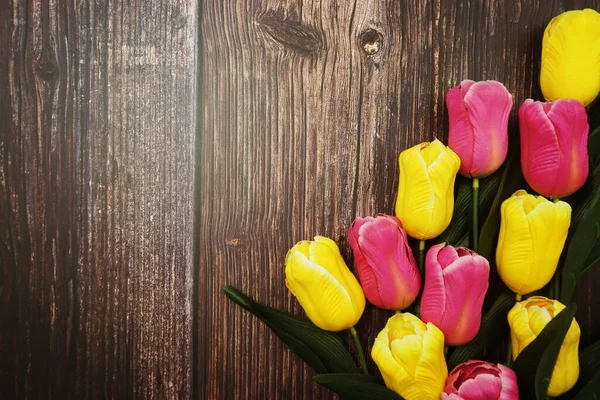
[312,236,366,318]
[285,251,357,331]
[414,323,448,400]
[541,9,600,106]
[396,140,460,240]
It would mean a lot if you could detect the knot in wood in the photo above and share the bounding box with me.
[360,29,383,55]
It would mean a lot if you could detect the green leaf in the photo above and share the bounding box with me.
[572,370,600,400]
[223,286,360,374]
[314,373,404,400]
[447,290,514,369]
[478,154,524,261]
[512,303,577,400]
[560,163,600,303]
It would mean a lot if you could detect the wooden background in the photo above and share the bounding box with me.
[1,0,599,399]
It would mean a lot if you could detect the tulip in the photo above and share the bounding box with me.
[420,243,489,346]
[348,214,421,310]
[372,313,448,400]
[442,360,519,400]
[395,139,461,240]
[285,236,365,331]
[496,190,571,295]
[508,297,580,397]
[519,99,589,199]
[446,80,513,178]
[540,8,600,106]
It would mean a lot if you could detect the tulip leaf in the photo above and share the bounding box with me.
[447,290,514,370]
[571,370,600,400]
[313,373,405,400]
[223,286,360,374]
[512,303,577,400]
[560,163,600,303]
[478,154,523,261]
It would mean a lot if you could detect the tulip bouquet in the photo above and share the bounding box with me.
[224,8,600,400]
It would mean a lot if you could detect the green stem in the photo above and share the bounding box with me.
[418,240,426,274]
[472,178,480,252]
[551,197,561,298]
[350,326,369,375]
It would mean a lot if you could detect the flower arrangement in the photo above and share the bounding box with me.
[223,8,600,400]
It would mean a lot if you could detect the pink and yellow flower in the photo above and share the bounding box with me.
[348,214,421,310]
[420,243,489,346]
[446,80,512,178]
[519,99,589,199]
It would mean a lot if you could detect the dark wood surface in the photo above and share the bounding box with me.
[0,0,196,398]
[199,1,600,399]
[1,1,600,399]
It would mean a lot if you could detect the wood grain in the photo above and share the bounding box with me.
[0,0,197,398]
[199,0,600,399]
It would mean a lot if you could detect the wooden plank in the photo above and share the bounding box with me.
[199,0,600,399]
[0,0,197,398]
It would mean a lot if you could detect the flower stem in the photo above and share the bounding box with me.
[350,326,369,375]
[472,178,480,252]
[418,240,426,274]
[551,197,561,298]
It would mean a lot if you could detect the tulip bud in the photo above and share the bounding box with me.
[519,99,589,198]
[285,236,365,331]
[348,214,421,310]
[372,313,448,400]
[496,190,571,295]
[508,297,580,397]
[447,80,512,178]
[395,139,461,240]
[420,243,489,346]
[540,8,600,106]
[442,360,519,400]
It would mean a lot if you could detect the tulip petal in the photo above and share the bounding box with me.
[519,100,561,197]
[446,82,475,176]
[497,364,519,400]
[438,256,489,345]
[545,100,589,198]
[285,251,356,331]
[311,237,366,318]
[356,217,421,309]
[457,374,503,400]
[541,9,600,106]
[462,81,511,178]
[414,323,448,399]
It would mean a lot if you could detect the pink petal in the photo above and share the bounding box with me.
[420,244,447,326]
[545,99,589,197]
[354,215,421,309]
[438,244,460,268]
[462,81,511,178]
[457,373,503,400]
[497,364,519,400]
[447,82,475,176]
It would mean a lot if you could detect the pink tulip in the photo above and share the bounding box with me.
[446,80,513,178]
[420,243,489,346]
[348,214,421,310]
[443,360,519,400]
[519,98,589,198]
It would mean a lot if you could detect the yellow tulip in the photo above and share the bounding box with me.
[508,296,580,397]
[395,139,460,240]
[540,8,600,106]
[285,236,365,331]
[372,313,448,400]
[496,190,571,295]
